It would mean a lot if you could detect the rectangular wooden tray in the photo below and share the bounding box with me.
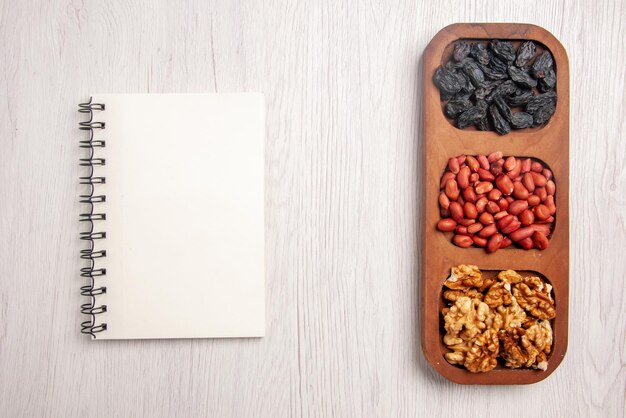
[421,23,569,385]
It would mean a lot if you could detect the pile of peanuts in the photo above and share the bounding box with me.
[437,152,556,253]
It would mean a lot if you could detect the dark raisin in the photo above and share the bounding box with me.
[489,104,511,135]
[526,92,557,114]
[507,66,538,89]
[451,92,473,103]
[446,57,475,71]
[515,41,536,67]
[490,40,516,64]
[445,60,460,71]
[499,80,519,96]
[462,60,485,87]
[488,55,508,73]
[539,69,556,92]
[451,91,472,100]
[459,73,476,94]
[474,80,503,100]
[531,51,554,79]
[453,41,471,61]
[506,91,534,107]
[478,63,509,80]
[485,80,518,103]
[510,112,534,129]
[457,101,488,129]
[445,98,473,118]
[532,103,556,126]
[470,43,491,65]
[494,96,513,122]
[433,66,464,99]
[476,117,491,131]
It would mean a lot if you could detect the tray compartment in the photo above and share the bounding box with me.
[436,154,557,251]
[436,39,559,133]
[438,269,558,373]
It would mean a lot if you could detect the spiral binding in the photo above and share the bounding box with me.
[79,98,108,337]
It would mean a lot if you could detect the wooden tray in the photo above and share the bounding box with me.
[421,23,569,385]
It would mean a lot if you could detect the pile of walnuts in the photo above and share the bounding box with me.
[441,265,555,372]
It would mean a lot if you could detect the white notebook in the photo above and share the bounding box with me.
[79,94,265,339]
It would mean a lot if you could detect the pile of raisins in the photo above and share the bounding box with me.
[433,40,557,135]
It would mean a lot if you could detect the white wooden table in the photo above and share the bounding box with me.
[1,0,624,416]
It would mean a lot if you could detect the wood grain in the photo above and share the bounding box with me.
[0,0,624,416]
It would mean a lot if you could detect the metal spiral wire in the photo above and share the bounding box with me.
[79,98,108,337]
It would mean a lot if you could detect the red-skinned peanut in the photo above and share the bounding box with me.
[449,201,464,221]
[487,233,503,253]
[453,235,473,248]
[532,231,549,250]
[437,218,457,232]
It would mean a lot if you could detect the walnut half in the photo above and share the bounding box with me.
[525,320,553,370]
[498,328,538,369]
[442,296,489,346]
[464,329,499,373]
[444,265,483,290]
[483,281,513,308]
[512,276,556,320]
